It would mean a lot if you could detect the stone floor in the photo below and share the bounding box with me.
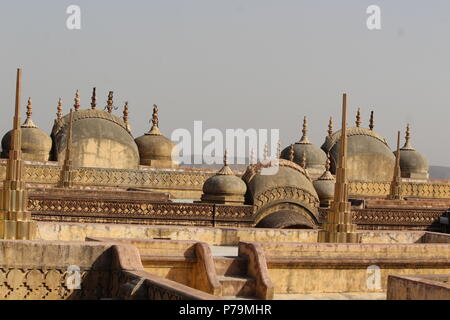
[274,292,387,300]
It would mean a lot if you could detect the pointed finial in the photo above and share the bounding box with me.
[369,111,374,131]
[217,149,233,175]
[249,148,256,164]
[318,153,335,180]
[91,87,97,110]
[299,116,311,144]
[22,97,37,128]
[355,108,361,127]
[300,150,307,169]
[104,91,118,113]
[74,90,80,111]
[401,123,414,150]
[56,98,63,120]
[328,117,333,137]
[288,144,295,162]
[148,104,162,135]
[263,143,269,161]
[123,102,131,132]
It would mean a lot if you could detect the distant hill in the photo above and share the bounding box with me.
[429,166,450,180]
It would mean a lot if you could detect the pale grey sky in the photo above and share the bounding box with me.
[0,1,449,165]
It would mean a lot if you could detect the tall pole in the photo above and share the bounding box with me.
[318,93,360,243]
[0,68,36,240]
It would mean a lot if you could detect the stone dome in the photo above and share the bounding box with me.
[398,125,429,179]
[1,98,52,162]
[321,126,395,182]
[135,104,178,168]
[242,158,320,227]
[201,158,247,204]
[51,108,140,169]
[280,117,327,179]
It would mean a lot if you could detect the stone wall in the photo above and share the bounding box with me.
[387,274,450,300]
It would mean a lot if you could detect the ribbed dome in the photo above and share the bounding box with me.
[1,98,52,162]
[321,125,395,182]
[135,104,177,168]
[51,108,140,169]
[280,117,326,179]
[397,124,429,179]
[201,156,247,204]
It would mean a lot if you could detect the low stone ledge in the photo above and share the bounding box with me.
[387,274,450,300]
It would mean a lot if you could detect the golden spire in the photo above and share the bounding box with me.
[389,131,403,200]
[299,116,311,144]
[60,109,76,188]
[56,98,63,120]
[148,104,162,135]
[288,144,295,162]
[21,97,37,128]
[91,87,97,110]
[401,123,414,150]
[355,108,361,127]
[74,90,80,111]
[369,111,374,131]
[0,68,36,240]
[104,91,118,113]
[217,149,233,175]
[318,93,360,244]
[328,117,333,137]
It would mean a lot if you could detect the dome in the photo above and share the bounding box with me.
[201,154,247,204]
[242,158,320,227]
[135,104,178,168]
[51,101,140,170]
[321,123,395,182]
[313,156,335,207]
[398,124,429,179]
[1,98,52,162]
[280,117,326,179]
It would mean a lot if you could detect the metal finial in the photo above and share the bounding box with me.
[263,143,269,161]
[74,90,80,111]
[401,123,414,150]
[369,111,374,131]
[299,116,311,144]
[355,108,361,127]
[148,104,162,135]
[91,87,97,110]
[328,117,333,137]
[22,97,36,128]
[326,153,331,171]
[56,98,63,120]
[288,144,295,162]
[123,101,131,132]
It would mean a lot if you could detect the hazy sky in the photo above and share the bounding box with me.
[1,1,449,165]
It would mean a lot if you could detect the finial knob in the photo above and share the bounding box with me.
[369,111,374,131]
[148,104,162,135]
[104,91,118,113]
[300,150,307,169]
[355,108,361,127]
[328,117,333,137]
[288,144,295,162]
[74,90,80,111]
[22,97,36,128]
[56,98,63,120]
[91,87,97,110]
[299,116,311,144]
[401,123,414,150]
